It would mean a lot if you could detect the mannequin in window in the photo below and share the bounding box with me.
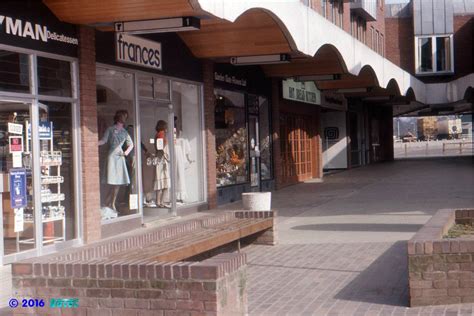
[98,110,134,211]
[154,120,170,208]
[174,127,194,203]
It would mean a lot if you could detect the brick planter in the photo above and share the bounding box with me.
[408,208,474,307]
[10,211,277,315]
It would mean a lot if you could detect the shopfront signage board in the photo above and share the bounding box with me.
[282,79,321,105]
[115,33,162,70]
[0,2,78,57]
[9,168,27,209]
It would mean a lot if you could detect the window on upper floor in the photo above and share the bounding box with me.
[329,0,343,28]
[321,0,327,17]
[415,35,454,75]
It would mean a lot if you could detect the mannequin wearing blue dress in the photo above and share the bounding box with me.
[98,110,134,211]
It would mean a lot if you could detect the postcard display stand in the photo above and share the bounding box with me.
[16,121,66,251]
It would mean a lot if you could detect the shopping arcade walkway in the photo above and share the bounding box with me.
[221,156,474,315]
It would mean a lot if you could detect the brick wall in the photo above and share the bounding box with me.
[385,17,415,73]
[12,253,247,315]
[78,26,101,243]
[408,209,474,307]
[202,61,217,209]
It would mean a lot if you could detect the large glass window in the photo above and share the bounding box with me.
[96,68,138,219]
[1,101,35,255]
[37,57,72,97]
[36,101,76,243]
[416,35,453,74]
[172,81,204,205]
[215,89,248,187]
[0,50,30,93]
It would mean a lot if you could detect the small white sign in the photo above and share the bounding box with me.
[12,152,22,168]
[156,138,164,150]
[116,33,162,70]
[129,194,138,210]
[8,123,23,135]
[149,138,155,144]
[14,208,24,232]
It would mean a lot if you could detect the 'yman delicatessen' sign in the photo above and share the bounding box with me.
[282,79,321,105]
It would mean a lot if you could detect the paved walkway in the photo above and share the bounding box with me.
[225,156,474,315]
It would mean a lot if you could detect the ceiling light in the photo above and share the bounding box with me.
[115,17,200,34]
[230,54,291,66]
[295,74,342,81]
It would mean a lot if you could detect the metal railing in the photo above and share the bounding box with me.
[394,139,474,158]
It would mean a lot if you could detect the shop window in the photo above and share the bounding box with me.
[214,89,248,187]
[416,35,453,74]
[138,75,170,100]
[259,97,273,181]
[171,81,204,205]
[37,101,76,242]
[1,101,36,255]
[0,50,30,93]
[37,57,72,97]
[96,68,138,220]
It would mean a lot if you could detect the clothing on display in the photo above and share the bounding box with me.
[175,137,192,202]
[99,125,133,185]
[153,131,170,191]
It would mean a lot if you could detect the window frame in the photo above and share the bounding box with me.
[415,34,454,75]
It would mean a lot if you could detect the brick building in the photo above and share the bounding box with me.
[0,0,471,267]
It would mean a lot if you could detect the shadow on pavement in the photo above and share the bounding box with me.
[291,223,423,232]
[334,241,409,307]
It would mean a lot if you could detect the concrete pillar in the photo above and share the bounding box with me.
[78,26,101,242]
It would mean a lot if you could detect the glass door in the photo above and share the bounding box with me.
[0,100,36,256]
[138,100,176,221]
[249,115,260,190]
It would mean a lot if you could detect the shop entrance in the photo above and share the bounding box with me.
[139,100,177,221]
[248,114,260,191]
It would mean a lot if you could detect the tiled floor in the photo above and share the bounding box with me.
[239,157,474,315]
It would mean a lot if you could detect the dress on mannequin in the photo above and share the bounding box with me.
[175,137,192,202]
[154,128,170,207]
[100,125,133,185]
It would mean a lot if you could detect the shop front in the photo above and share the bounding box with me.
[95,31,206,236]
[278,79,322,187]
[213,64,274,205]
[0,2,81,264]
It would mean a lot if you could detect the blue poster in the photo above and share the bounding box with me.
[9,168,27,209]
[27,121,53,139]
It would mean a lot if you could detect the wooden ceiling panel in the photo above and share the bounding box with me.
[179,10,292,58]
[43,0,199,24]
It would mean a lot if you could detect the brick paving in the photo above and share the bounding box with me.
[239,157,474,316]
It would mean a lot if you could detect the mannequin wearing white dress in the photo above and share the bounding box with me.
[174,129,193,203]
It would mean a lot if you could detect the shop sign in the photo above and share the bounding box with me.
[321,92,348,111]
[9,136,23,153]
[282,78,321,105]
[115,33,162,70]
[14,208,24,232]
[27,121,53,139]
[8,122,23,135]
[214,72,247,87]
[9,168,27,209]
[0,14,78,55]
